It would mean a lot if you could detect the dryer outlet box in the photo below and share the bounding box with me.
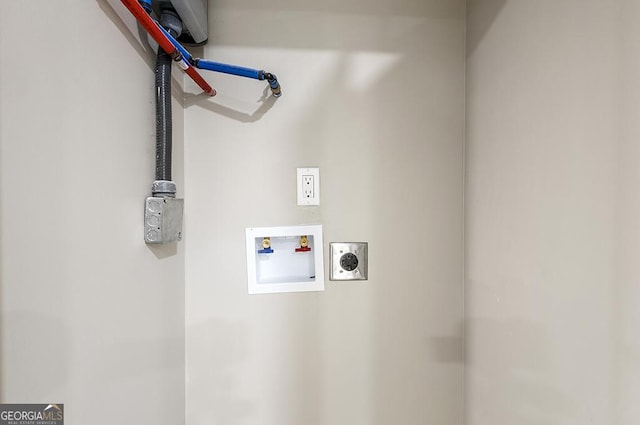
[330,242,368,280]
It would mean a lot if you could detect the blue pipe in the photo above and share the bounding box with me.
[154,23,282,97]
[138,0,151,13]
[194,60,262,80]
[194,60,282,97]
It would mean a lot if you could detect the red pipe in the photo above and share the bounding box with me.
[120,0,216,96]
[184,66,215,95]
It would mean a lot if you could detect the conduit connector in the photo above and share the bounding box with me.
[152,180,177,198]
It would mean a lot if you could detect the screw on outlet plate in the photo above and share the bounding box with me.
[297,167,320,206]
[330,242,368,281]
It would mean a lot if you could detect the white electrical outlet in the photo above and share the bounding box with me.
[302,175,314,198]
[297,168,320,206]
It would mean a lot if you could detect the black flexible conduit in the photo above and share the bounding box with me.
[155,48,172,181]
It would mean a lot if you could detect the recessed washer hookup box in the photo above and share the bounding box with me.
[245,224,324,294]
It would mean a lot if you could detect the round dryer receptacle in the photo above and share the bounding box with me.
[340,253,359,271]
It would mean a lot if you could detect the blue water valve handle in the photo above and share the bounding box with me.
[258,237,273,254]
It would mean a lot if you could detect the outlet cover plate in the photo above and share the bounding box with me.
[297,167,320,206]
[330,242,368,280]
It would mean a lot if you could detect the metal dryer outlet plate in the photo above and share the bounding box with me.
[330,242,368,281]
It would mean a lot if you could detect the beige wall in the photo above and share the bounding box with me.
[0,0,465,422]
[466,0,640,424]
[6,1,637,424]
[184,0,465,424]
[0,1,185,424]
